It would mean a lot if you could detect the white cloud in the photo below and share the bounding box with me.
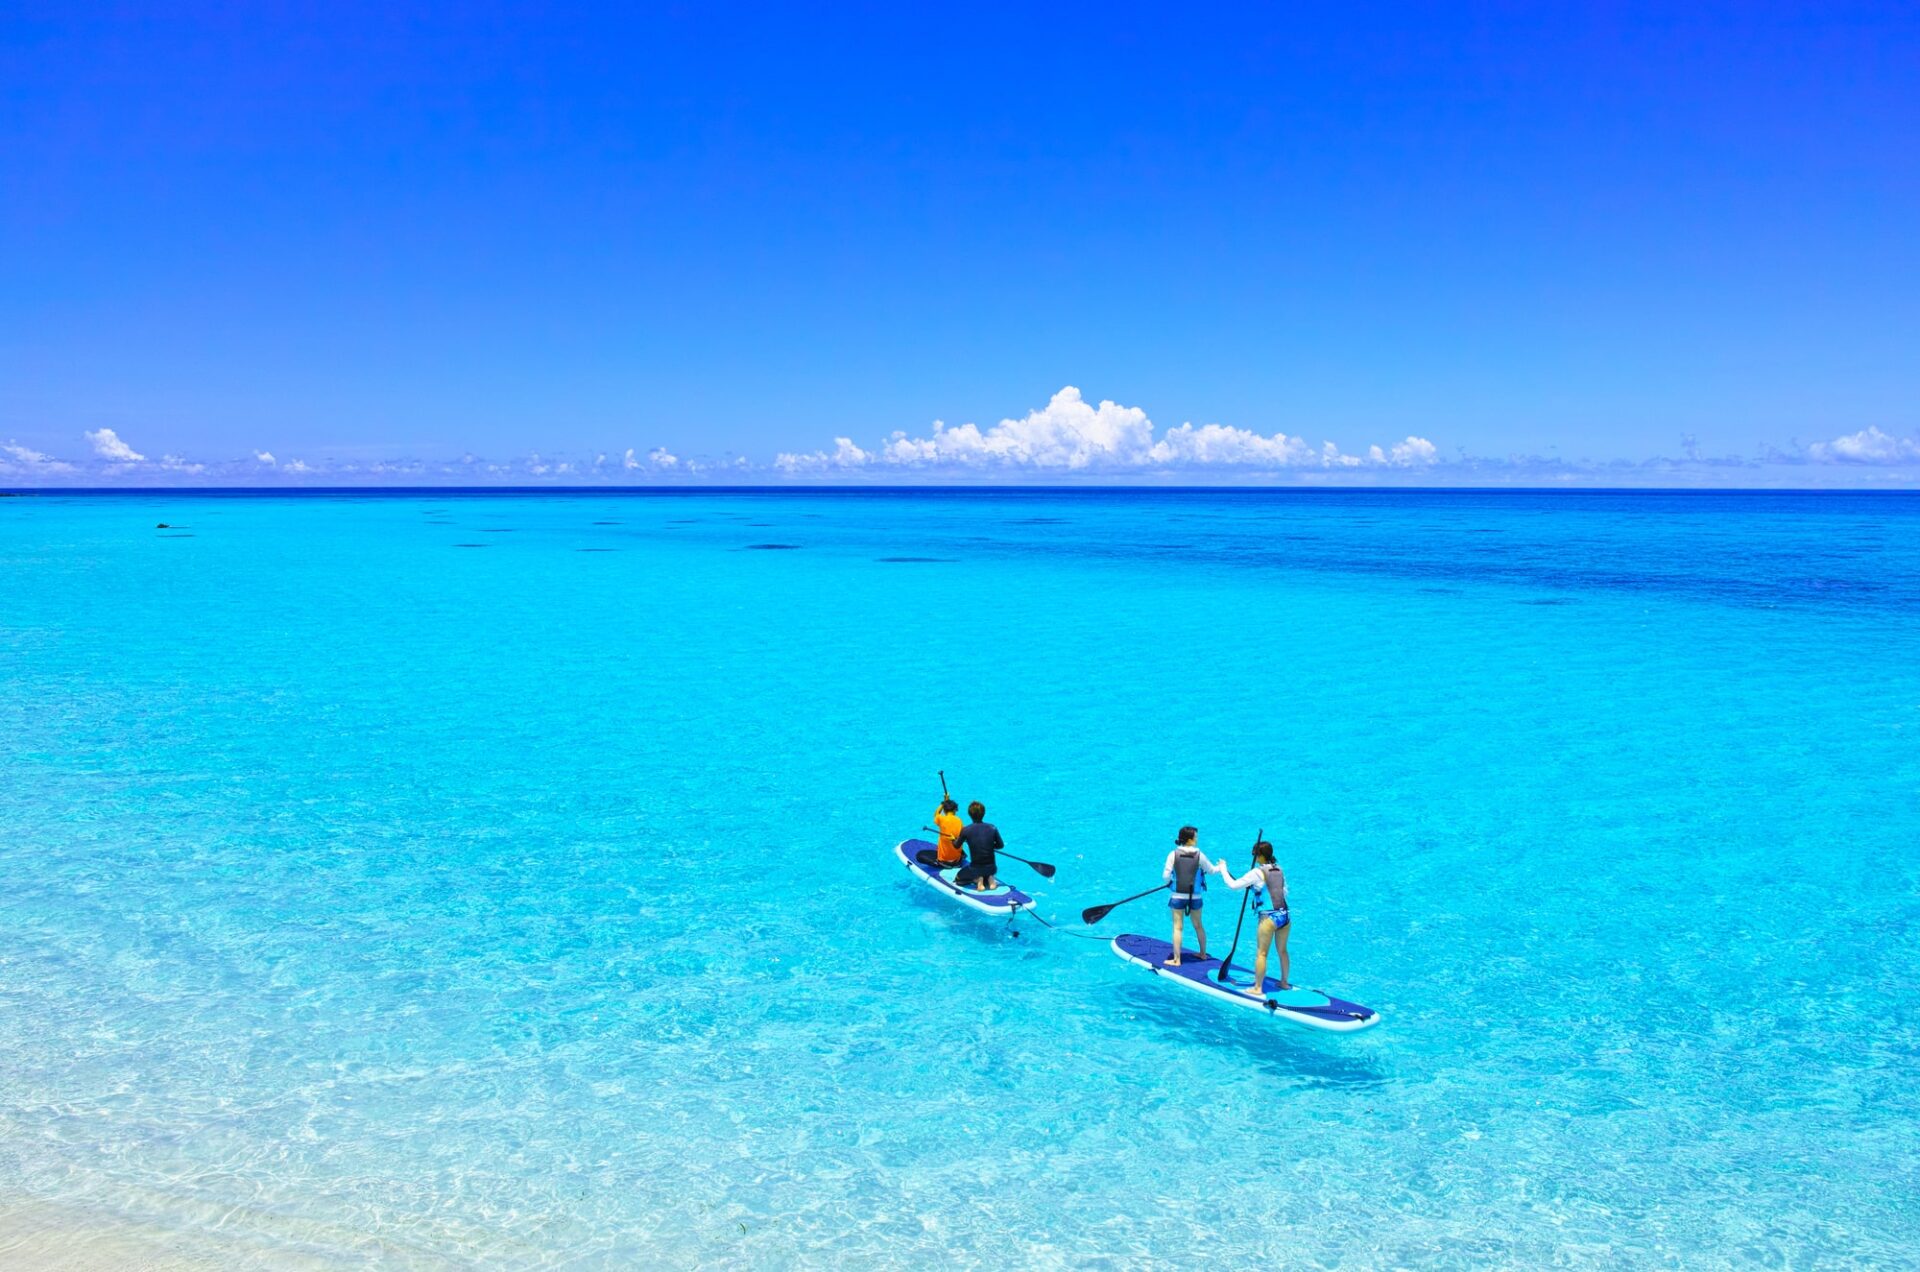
[284,459,313,474]
[85,428,145,462]
[2,441,78,473]
[776,437,873,473]
[882,386,1154,469]
[1370,436,1440,467]
[159,454,205,474]
[254,450,276,465]
[776,387,1440,475]
[1808,427,1920,464]
[623,446,680,471]
[1148,422,1317,467]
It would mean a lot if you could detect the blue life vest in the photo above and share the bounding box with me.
[1171,849,1207,898]
[1251,865,1287,913]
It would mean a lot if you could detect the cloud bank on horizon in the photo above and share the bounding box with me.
[3,389,1918,486]
[775,388,1439,475]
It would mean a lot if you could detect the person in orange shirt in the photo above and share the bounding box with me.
[933,798,965,865]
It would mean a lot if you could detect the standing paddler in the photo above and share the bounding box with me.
[1162,826,1225,965]
[1216,840,1292,992]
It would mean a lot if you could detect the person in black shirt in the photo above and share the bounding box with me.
[954,801,1004,891]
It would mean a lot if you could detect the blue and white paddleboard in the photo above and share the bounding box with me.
[895,838,1034,916]
[1110,934,1380,1032]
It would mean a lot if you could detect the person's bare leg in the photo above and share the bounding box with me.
[1277,922,1292,990]
[1169,908,1185,964]
[1245,918,1274,998]
[1192,909,1209,960]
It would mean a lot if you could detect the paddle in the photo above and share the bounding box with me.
[1216,828,1262,983]
[998,851,1055,879]
[1081,883,1168,926]
[921,827,1055,878]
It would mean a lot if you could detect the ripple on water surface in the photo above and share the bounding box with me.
[0,489,1916,1267]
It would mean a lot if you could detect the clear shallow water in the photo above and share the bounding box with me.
[1,488,1917,1268]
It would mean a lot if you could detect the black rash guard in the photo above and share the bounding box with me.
[956,821,1003,875]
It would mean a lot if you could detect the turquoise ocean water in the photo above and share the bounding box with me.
[1,488,1916,1267]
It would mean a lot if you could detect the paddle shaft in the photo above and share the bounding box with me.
[1216,828,1262,982]
[919,828,1054,879]
[1082,883,1169,925]
[997,850,1055,878]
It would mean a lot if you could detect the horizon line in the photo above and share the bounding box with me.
[7,485,1920,497]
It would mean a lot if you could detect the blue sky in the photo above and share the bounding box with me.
[3,2,1917,484]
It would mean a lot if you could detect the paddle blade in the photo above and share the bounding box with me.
[1028,860,1057,879]
[1080,904,1115,925]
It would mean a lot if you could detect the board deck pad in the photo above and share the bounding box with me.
[1112,933,1379,1029]
[895,839,1033,912]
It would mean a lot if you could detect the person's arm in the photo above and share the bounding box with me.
[990,827,1005,852]
[1162,850,1177,882]
[1216,864,1256,890]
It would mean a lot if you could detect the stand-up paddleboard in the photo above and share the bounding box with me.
[895,839,1034,916]
[1110,934,1379,1032]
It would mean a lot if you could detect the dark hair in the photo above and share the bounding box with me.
[1176,825,1197,846]
[968,800,985,821]
[1251,840,1275,864]
[940,798,958,814]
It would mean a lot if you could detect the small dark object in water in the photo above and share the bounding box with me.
[746,543,802,550]
[156,523,170,529]
[453,543,488,548]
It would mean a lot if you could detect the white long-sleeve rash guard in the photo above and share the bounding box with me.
[1219,863,1288,909]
